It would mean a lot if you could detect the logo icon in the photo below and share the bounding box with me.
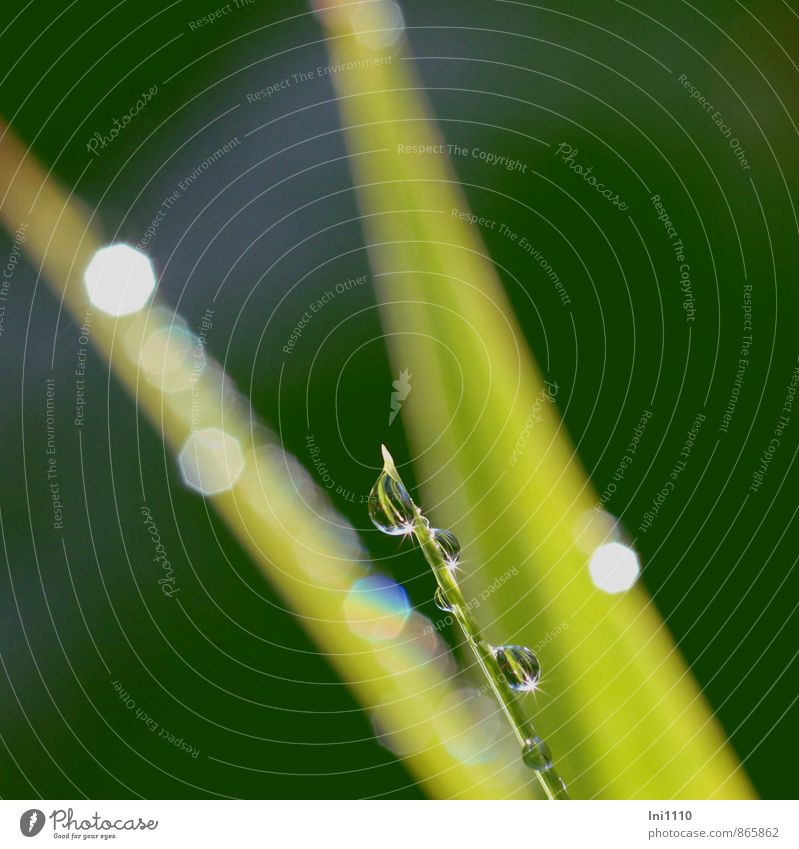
[19,809,45,837]
[388,369,412,425]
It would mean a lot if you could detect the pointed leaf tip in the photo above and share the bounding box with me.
[380,444,400,480]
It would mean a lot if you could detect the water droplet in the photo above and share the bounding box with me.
[522,736,552,771]
[493,644,541,692]
[368,453,416,535]
[434,586,452,612]
[433,528,460,564]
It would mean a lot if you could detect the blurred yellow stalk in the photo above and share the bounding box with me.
[0,119,538,798]
[316,0,755,798]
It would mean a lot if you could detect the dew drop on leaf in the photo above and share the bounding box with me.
[368,469,415,535]
[434,586,452,612]
[522,736,552,772]
[433,528,461,565]
[493,644,541,692]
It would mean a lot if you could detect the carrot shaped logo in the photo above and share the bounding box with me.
[20,809,45,837]
[389,369,412,425]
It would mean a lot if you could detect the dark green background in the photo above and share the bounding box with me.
[0,0,796,798]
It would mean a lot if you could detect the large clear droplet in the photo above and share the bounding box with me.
[433,528,461,565]
[493,644,541,692]
[434,586,452,612]
[368,448,416,535]
[522,736,552,772]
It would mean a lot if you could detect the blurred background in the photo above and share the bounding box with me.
[0,0,797,799]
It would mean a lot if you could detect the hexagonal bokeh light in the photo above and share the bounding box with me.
[588,542,641,594]
[351,0,405,50]
[83,244,156,316]
[140,321,202,394]
[343,574,411,642]
[178,428,244,495]
[435,688,504,765]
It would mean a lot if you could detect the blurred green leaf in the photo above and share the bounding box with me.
[317,1,755,799]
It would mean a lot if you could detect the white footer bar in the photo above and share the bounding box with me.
[3,800,796,848]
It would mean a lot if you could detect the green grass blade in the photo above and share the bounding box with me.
[0,119,539,799]
[316,2,755,799]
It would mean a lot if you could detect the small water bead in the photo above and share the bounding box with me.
[433,586,452,612]
[522,736,552,772]
[367,446,567,793]
[552,778,569,799]
[368,469,416,535]
[493,645,541,692]
[432,528,461,565]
